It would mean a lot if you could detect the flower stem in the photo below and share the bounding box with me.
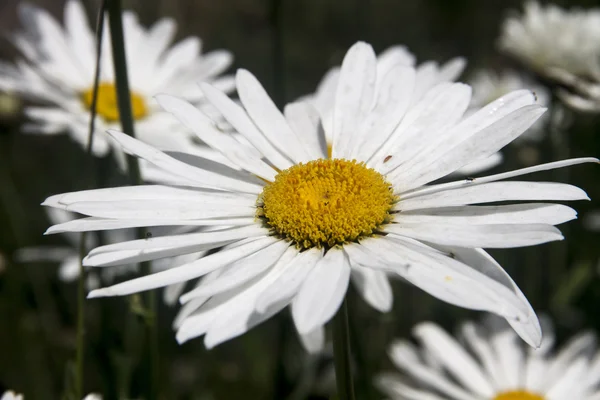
[106,1,159,398]
[75,2,106,398]
[332,297,356,400]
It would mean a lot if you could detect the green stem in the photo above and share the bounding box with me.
[332,297,356,400]
[74,2,107,398]
[106,1,159,398]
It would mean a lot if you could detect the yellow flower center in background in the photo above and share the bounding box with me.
[494,391,545,400]
[81,82,148,122]
[258,159,395,249]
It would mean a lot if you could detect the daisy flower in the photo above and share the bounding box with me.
[499,2,600,113]
[469,70,549,142]
[377,318,600,400]
[499,1,600,83]
[43,41,596,350]
[0,0,234,157]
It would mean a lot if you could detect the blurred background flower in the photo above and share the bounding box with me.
[377,317,600,399]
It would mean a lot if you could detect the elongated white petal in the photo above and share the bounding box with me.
[200,82,293,171]
[155,94,277,180]
[180,247,298,347]
[395,204,577,226]
[385,237,530,320]
[284,101,327,159]
[179,240,290,302]
[43,185,255,208]
[60,199,254,220]
[45,216,256,234]
[343,241,400,272]
[445,247,541,347]
[401,157,599,200]
[254,248,322,314]
[414,322,495,397]
[87,236,277,298]
[350,264,393,312]
[237,69,312,163]
[292,248,350,334]
[393,105,546,191]
[375,83,472,173]
[331,41,377,159]
[351,65,416,162]
[83,225,266,267]
[105,130,262,193]
[397,181,589,211]
[385,223,563,248]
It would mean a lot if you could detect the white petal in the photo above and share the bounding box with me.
[298,327,325,354]
[43,185,255,208]
[349,264,393,312]
[413,322,495,397]
[395,204,577,226]
[105,130,263,193]
[58,199,255,220]
[179,240,290,302]
[45,216,256,234]
[385,222,563,248]
[397,181,589,211]
[155,94,277,180]
[444,247,541,347]
[292,248,351,334]
[83,225,266,267]
[236,69,311,163]
[87,236,277,297]
[374,83,472,173]
[385,237,530,320]
[351,65,416,162]
[331,42,377,159]
[254,247,322,314]
[186,247,298,347]
[200,82,293,170]
[283,101,327,159]
[401,157,598,200]
[453,152,503,176]
[64,0,95,76]
[392,105,546,191]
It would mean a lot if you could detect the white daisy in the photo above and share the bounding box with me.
[499,1,600,83]
[377,318,600,400]
[0,0,234,157]
[43,41,597,350]
[469,70,549,142]
[499,1,600,113]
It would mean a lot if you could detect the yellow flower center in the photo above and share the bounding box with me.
[81,82,148,122]
[257,159,395,249]
[494,391,545,400]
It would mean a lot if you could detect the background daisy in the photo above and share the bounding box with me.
[377,317,600,400]
[0,0,234,156]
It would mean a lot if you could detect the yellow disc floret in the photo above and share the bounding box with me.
[81,82,148,122]
[258,159,395,249]
[494,391,545,400]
